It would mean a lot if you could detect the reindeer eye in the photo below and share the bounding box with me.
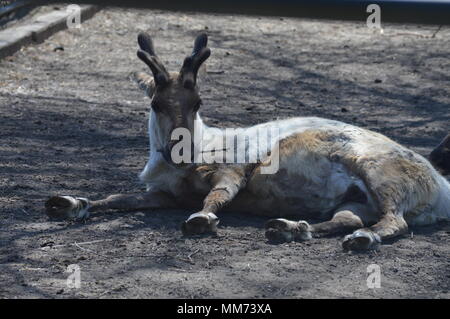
[193,100,202,112]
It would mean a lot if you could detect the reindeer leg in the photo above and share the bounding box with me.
[342,212,408,251]
[45,189,177,221]
[265,219,313,243]
[181,187,236,236]
[181,168,246,236]
[265,203,369,243]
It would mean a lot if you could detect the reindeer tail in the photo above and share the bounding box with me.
[430,133,450,176]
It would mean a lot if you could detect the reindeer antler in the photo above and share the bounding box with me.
[136,32,170,86]
[179,33,211,89]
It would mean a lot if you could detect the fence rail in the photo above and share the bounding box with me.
[42,0,450,25]
[0,0,34,19]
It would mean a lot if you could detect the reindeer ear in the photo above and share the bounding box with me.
[180,33,211,89]
[130,71,155,97]
[136,33,170,87]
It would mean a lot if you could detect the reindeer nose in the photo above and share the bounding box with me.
[161,143,175,164]
[167,140,179,155]
[162,140,195,166]
[162,140,182,164]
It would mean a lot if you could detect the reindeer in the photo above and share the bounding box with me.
[45,33,450,251]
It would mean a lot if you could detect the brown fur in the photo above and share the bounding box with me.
[278,130,332,156]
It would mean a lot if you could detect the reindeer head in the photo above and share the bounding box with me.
[133,33,210,166]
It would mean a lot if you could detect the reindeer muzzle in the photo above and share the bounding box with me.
[161,140,195,167]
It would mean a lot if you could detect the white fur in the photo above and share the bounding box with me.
[140,110,450,223]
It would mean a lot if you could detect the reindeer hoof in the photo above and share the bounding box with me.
[181,212,219,236]
[265,219,312,243]
[45,196,90,221]
[342,230,381,251]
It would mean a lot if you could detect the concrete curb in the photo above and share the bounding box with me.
[0,5,100,60]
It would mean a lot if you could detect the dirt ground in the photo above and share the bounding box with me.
[0,8,449,299]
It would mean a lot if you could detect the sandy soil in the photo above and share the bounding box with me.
[0,8,449,298]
